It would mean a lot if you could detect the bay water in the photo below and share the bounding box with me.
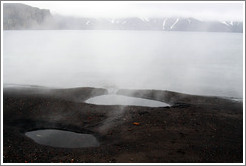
[3,30,243,98]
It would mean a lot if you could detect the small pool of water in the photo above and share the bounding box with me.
[25,129,99,148]
[85,94,170,107]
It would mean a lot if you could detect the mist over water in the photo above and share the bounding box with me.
[3,30,243,98]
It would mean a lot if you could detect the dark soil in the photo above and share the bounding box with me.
[3,87,243,163]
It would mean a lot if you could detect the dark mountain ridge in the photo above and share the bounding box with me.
[3,3,243,33]
[3,3,54,30]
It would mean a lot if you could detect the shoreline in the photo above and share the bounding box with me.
[3,86,243,163]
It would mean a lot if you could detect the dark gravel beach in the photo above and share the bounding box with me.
[3,87,243,163]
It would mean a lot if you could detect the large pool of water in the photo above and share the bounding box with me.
[3,30,243,98]
[25,129,100,148]
[85,94,170,107]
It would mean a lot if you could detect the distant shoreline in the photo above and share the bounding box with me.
[2,29,243,33]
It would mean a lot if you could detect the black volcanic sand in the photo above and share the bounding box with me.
[3,87,243,163]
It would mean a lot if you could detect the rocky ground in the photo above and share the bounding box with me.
[3,86,243,163]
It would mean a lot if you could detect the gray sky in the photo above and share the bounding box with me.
[18,1,244,21]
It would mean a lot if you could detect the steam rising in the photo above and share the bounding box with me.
[85,94,170,107]
[97,106,126,134]
[3,30,243,98]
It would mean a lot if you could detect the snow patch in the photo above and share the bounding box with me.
[121,20,127,24]
[170,18,179,30]
[86,21,90,25]
[140,17,150,22]
[162,18,167,30]
[187,18,191,24]
[221,21,231,26]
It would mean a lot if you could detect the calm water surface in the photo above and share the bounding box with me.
[3,30,243,98]
[25,129,99,148]
[85,94,170,107]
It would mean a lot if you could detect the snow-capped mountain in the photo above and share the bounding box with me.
[3,3,243,33]
[54,16,243,33]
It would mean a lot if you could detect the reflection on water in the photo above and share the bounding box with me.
[85,94,170,107]
[25,129,100,148]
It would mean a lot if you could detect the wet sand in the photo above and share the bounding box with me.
[3,87,243,163]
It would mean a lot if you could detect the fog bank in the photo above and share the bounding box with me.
[3,30,243,98]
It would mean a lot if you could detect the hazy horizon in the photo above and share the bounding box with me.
[3,30,243,98]
[6,1,244,21]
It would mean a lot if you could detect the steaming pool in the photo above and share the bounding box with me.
[25,129,100,148]
[85,94,170,107]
